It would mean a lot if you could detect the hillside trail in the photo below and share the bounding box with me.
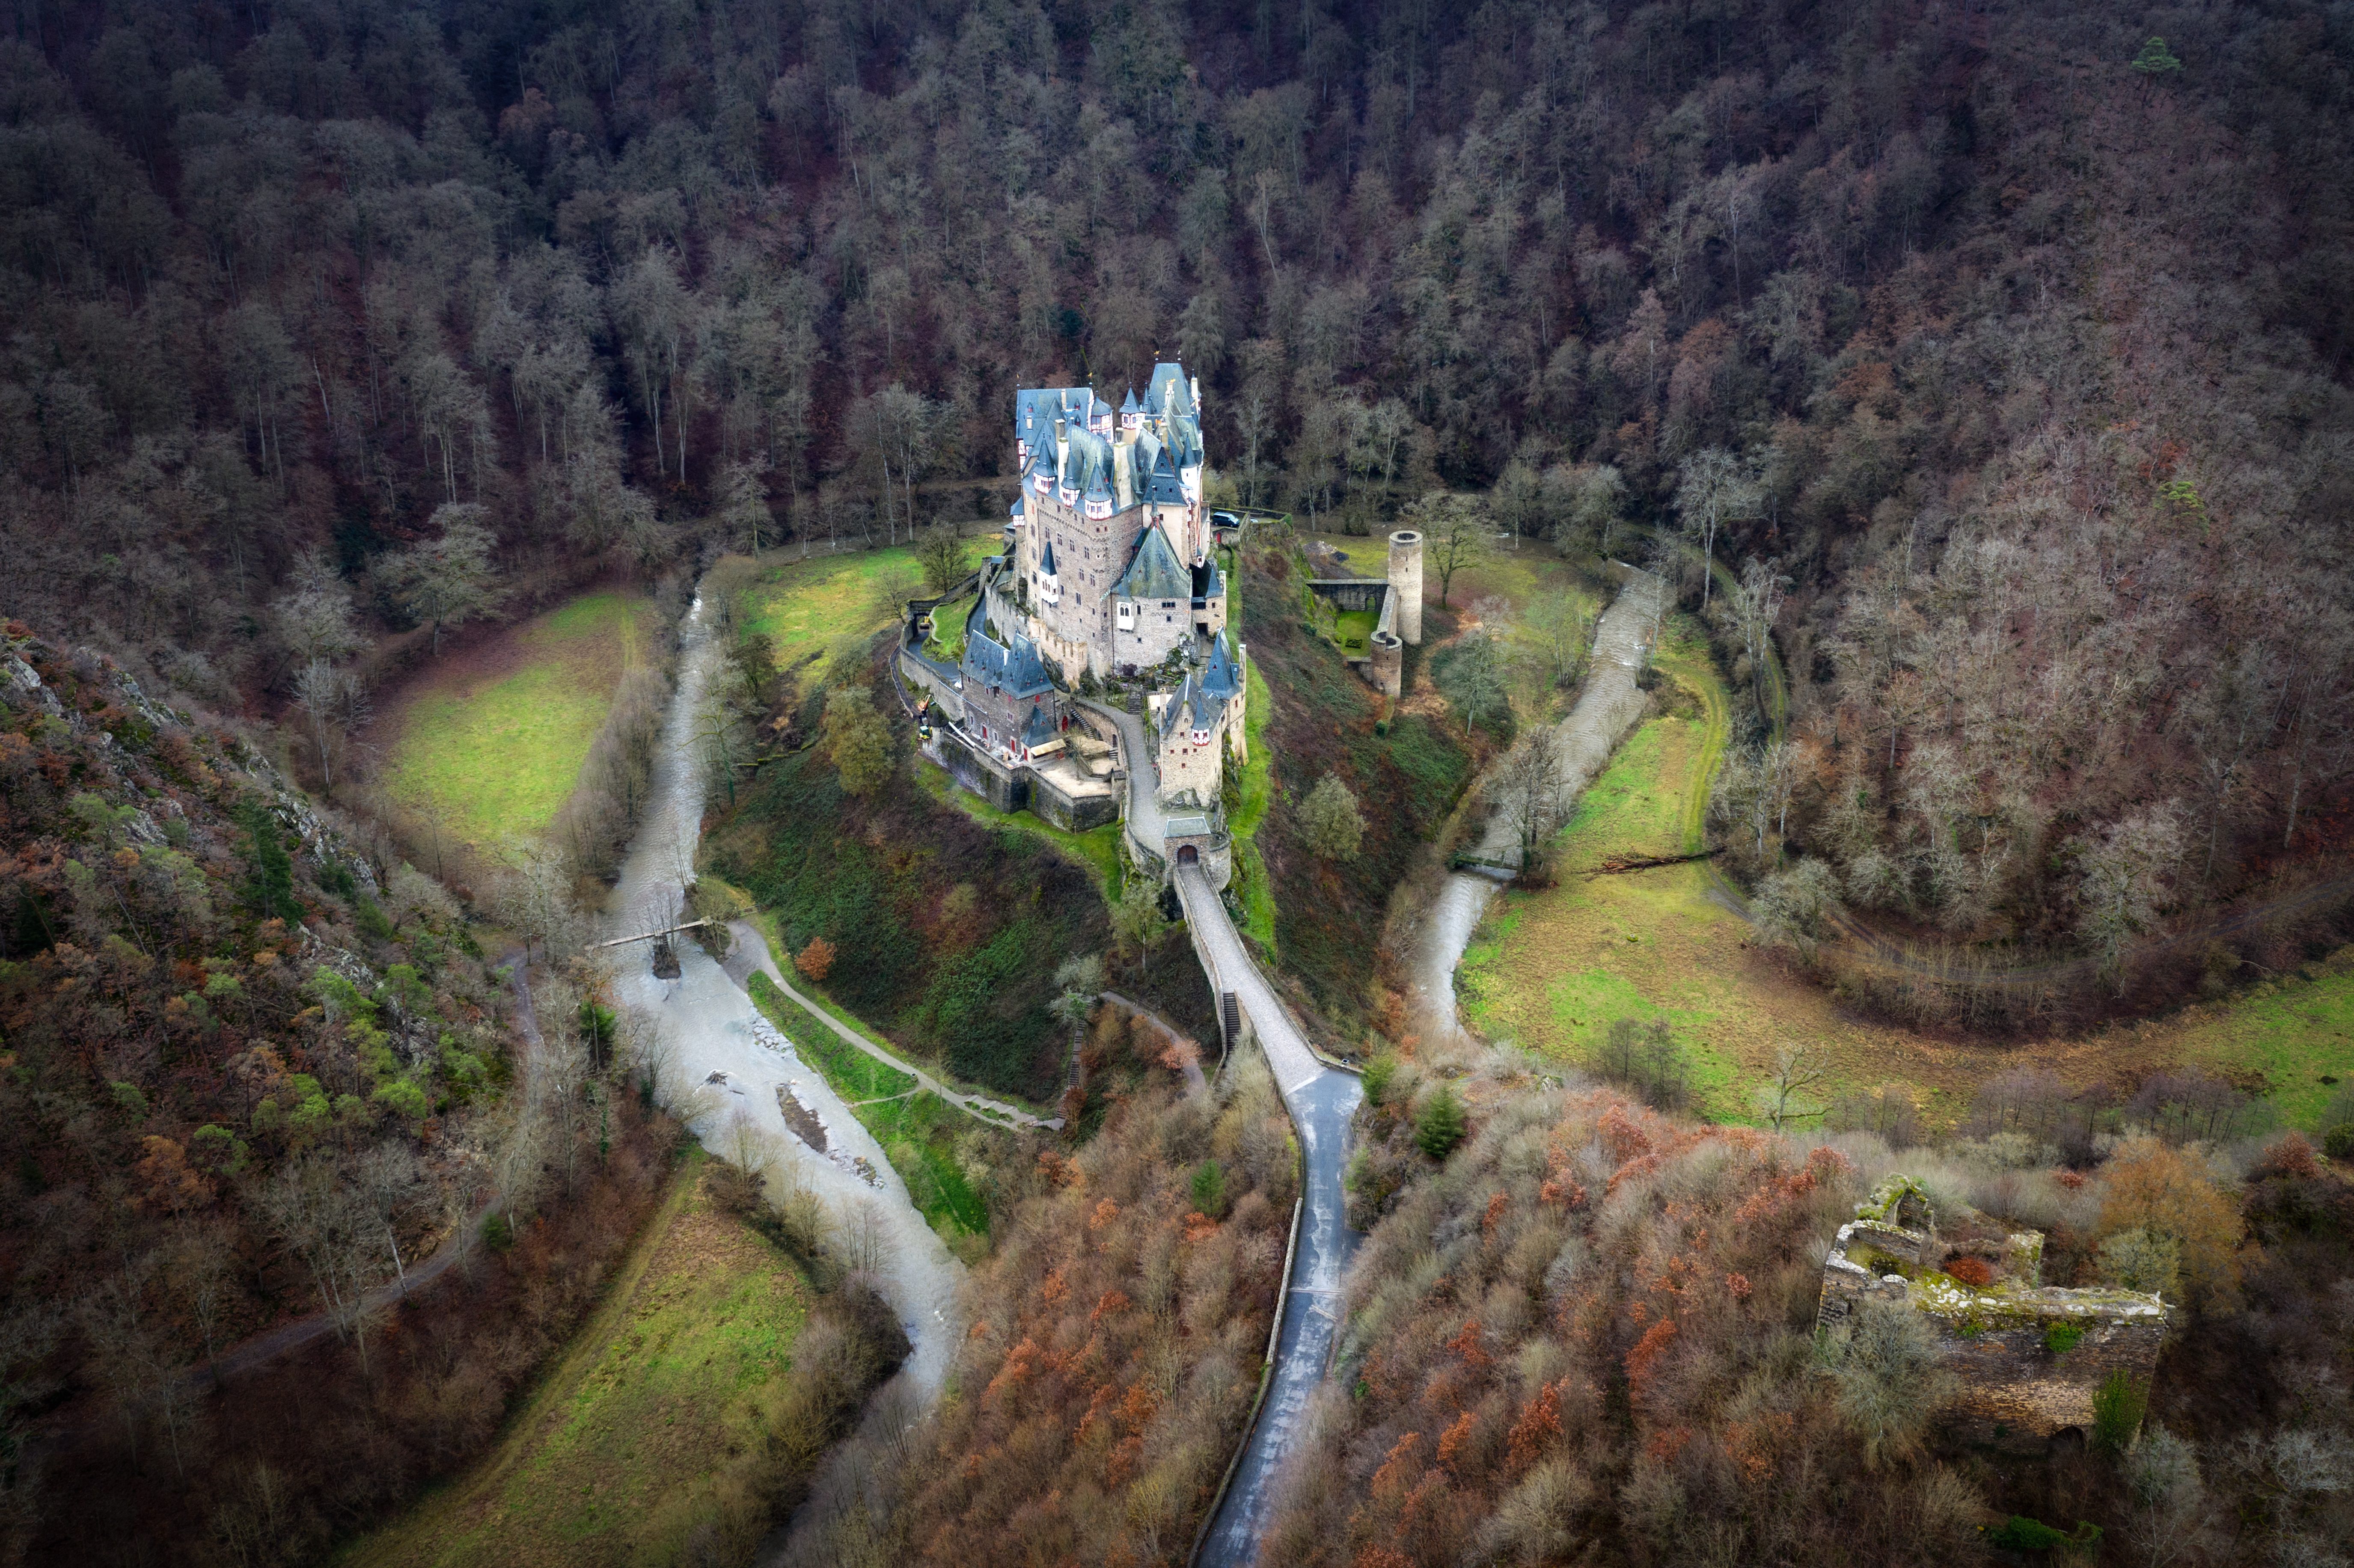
[721,921,1061,1129]
[607,585,965,1402]
[1404,567,1667,1045]
[100,952,549,1402]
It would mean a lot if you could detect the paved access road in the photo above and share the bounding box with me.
[1074,694,1169,859]
[1175,864,1362,1568]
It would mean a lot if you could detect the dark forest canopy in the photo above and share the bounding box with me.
[0,0,2350,961]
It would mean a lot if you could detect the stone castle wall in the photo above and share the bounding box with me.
[1818,1185,2166,1452]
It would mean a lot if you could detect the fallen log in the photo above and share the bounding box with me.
[1588,848,1721,876]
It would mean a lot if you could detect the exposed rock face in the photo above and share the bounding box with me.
[1818,1176,2166,1450]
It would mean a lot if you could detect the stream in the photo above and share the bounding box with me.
[606,588,965,1402]
[1405,569,1667,1042]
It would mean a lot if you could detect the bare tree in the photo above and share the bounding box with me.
[354,1143,422,1295]
[1233,390,1274,508]
[1411,492,1486,607]
[379,504,506,655]
[258,1156,388,1372]
[1523,592,1591,691]
[1494,730,1565,878]
[1755,1044,1830,1132]
[2073,802,2185,989]
[1674,448,1761,607]
[292,659,369,789]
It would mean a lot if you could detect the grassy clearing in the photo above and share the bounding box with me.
[734,544,931,674]
[1459,632,2354,1130]
[338,1148,808,1568]
[382,591,651,853]
[745,971,991,1247]
[1330,607,1378,653]
[1230,661,1278,953]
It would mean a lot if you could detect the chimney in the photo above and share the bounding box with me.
[1190,375,1201,410]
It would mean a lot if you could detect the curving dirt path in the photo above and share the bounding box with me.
[1405,568,1667,1044]
[722,920,1061,1130]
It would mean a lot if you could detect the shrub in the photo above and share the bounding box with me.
[1415,1083,1466,1158]
[2092,1369,2150,1452]
[480,1212,514,1251]
[2044,1323,2084,1355]
[2325,1123,2354,1161]
[1299,773,1366,861]
[2095,1226,2181,1301]
[795,936,837,982]
[1945,1255,1994,1287]
[1822,1295,1956,1469]
[1190,1159,1228,1218]
[2096,1137,2244,1310]
[1360,1051,1397,1107]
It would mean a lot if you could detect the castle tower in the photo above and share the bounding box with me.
[1388,530,1424,645]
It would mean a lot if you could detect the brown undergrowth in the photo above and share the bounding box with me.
[796,1003,1298,1565]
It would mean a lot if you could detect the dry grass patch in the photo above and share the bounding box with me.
[379,590,652,854]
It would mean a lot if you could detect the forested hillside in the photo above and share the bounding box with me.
[5,0,2349,974]
[0,624,675,1564]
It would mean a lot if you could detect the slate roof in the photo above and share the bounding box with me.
[1021,703,1058,748]
[960,599,1054,698]
[1061,428,1113,493]
[1116,523,1191,603]
[1158,671,1228,737]
[1200,630,1241,699]
[1015,365,1203,493]
[1189,555,1223,603]
[1144,443,1189,507]
[1038,536,1057,576]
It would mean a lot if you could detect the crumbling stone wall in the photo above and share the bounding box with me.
[1819,1178,2166,1450]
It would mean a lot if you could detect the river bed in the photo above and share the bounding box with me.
[606,588,965,1399]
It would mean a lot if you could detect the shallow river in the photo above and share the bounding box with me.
[607,590,965,1397]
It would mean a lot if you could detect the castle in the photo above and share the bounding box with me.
[898,362,1250,887]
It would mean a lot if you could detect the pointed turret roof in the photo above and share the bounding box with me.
[1200,630,1241,699]
[1121,386,1139,413]
[1038,536,1057,576]
[960,600,1053,698]
[1158,670,1228,738]
[1115,523,1191,602]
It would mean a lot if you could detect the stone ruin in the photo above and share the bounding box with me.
[1817,1176,2166,1450]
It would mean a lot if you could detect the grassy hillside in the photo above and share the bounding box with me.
[703,657,1108,1105]
[1244,549,1475,1028]
[382,590,654,852]
[339,1148,906,1568]
[728,540,978,672]
[338,1151,807,1566]
[1461,630,2354,1131]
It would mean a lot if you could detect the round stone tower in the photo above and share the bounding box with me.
[1369,629,1403,698]
[1388,530,1424,645]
